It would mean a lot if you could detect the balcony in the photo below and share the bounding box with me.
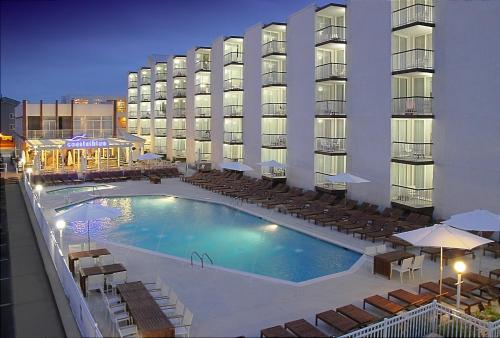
[155,128,167,136]
[315,137,346,154]
[392,49,434,74]
[224,78,243,91]
[155,72,167,81]
[315,25,346,45]
[392,4,434,30]
[27,129,72,139]
[195,82,210,95]
[262,72,286,86]
[224,52,243,65]
[224,131,243,144]
[128,80,137,88]
[195,60,211,72]
[140,111,151,118]
[154,109,166,118]
[316,63,347,81]
[141,128,150,135]
[141,76,150,84]
[128,111,138,118]
[155,90,166,99]
[261,133,287,148]
[262,103,286,116]
[172,129,186,138]
[315,172,346,191]
[315,100,346,116]
[141,94,151,102]
[155,145,167,154]
[195,130,211,141]
[392,96,433,116]
[391,184,433,208]
[195,107,211,117]
[392,141,433,162]
[128,126,137,134]
[223,105,243,117]
[173,149,186,158]
[197,152,211,161]
[224,156,243,162]
[173,107,186,118]
[128,96,137,104]
[173,88,186,98]
[262,40,286,56]
[173,67,186,77]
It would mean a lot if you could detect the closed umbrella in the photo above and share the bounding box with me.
[395,224,492,296]
[57,203,121,251]
[326,173,370,206]
[219,161,253,172]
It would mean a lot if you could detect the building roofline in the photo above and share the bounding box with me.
[195,46,212,51]
[224,36,244,41]
[0,97,20,105]
[263,22,287,29]
[316,3,347,12]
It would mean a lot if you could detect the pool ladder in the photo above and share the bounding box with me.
[190,251,213,268]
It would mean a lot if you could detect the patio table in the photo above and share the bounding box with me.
[373,250,415,279]
[68,248,110,275]
[79,263,126,297]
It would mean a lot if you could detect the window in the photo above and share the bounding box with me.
[9,113,14,119]
[9,124,15,130]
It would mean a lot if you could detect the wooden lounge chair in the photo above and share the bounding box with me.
[484,242,500,259]
[364,225,397,243]
[441,249,475,266]
[260,325,295,338]
[284,319,328,338]
[387,289,435,308]
[490,268,500,279]
[315,310,359,334]
[363,295,404,315]
[441,277,485,300]
[336,304,377,326]
[384,236,413,250]
[418,282,485,314]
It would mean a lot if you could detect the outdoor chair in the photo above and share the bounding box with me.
[390,257,413,283]
[162,301,185,320]
[109,271,127,293]
[336,304,378,326]
[410,254,425,280]
[79,256,95,269]
[157,290,178,309]
[99,254,114,266]
[363,295,405,315]
[315,310,359,334]
[87,274,104,294]
[173,309,193,338]
[387,289,434,308]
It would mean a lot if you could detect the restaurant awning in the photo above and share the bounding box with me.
[26,137,135,150]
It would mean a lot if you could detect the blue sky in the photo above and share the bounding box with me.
[0,0,336,101]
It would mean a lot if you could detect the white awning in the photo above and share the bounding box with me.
[26,137,134,150]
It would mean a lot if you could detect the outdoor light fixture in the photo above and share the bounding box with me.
[454,261,466,310]
[35,184,43,192]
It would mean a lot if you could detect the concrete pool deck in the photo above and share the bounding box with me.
[38,178,499,337]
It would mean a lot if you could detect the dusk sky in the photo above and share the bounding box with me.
[0,0,335,102]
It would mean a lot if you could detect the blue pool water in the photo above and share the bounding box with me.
[61,196,361,282]
[47,185,114,195]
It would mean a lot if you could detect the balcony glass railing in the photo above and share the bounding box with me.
[173,67,186,77]
[141,128,150,135]
[316,63,347,80]
[315,100,346,116]
[172,129,186,138]
[154,109,166,118]
[261,133,287,148]
[262,72,286,86]
[141,94,151,102]
[141,76,150,84]
[27,129,72,139]
[155,146,167,154]
[195,82,211,94]
[128,96,137,104]
[315,137,346,153]
[155,91,166,99]
[128,111,138,118]
[224,131,243,143]
[173,88,186,98]
[315,172,346,190]
[155,72,167,81]
[392,96,433,116]
[195,107,211,117]
[224,78,243,91]
[391,184,433,208]
[224,52,243,65]
[392,49,434,72]
[224,156,243,162]
[140,111,151,118]
[197,152,211,161]
[262,40,286,55]
[315,25,346,44]
[392,4,434,29]
[173,149,186,158]
[128,80,138,88]
[262,103,286,116]
[128,126,137,134]
[392,141,432,161]
[223,105,243,117]
[173,107,186,118]
[195,60,211,72]
[195,130,211,140]
[155,128,167,136]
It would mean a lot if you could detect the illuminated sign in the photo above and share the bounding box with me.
[64,135,109,149]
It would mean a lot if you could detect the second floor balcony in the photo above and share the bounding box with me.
[195,82,211,95]
[173,87,186,98]
[141,127,151,135]
[128,95,137,104]
[173,149,186,158]
[141,94,151,102]
[128,111,138,118]
[140,110,151,118]
[224,78,243,91]
[392,49,434,73]
[195,129,211,141]
[315,25,346,45]
[315,137,346,154]
[262,103,286,116]
[155,72,167,81]
[261,133,287,148]
[141,76,150,84]
[195,60,211,72]
[128,126,137,134]
[27,129,72,139]
[392,96,433,116]
[224,52,243,65]
[224,131,243,144]
[316,63,347,81]
[155,128,167,136]
[173,107,186,118]
[262,72,286,86]
[315,100,346,116]
[155,90,166,99]
[392,141,433,162]
[195,106,211,117]
[391,184,433,208]
[223,105,243,117]
[128,80,137,88]
[262,40,286,56]
[172,129,186,138]
[154,109,166,118]
[392,3,434,30]
[173,67,186,77]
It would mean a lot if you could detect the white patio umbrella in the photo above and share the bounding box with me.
[57,203,121,251]
[219,161,253,172]
[326,173,370,206]
[395,224,493,296]
[137,153,162,161]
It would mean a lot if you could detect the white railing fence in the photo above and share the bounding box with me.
[23,178,103,338]
[340,301,499,338]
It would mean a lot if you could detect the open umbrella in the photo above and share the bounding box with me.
[137,153,162,161]
[326,173,370,206]
[395,224,492,296]
[57,203,121,251]
[219,161,253,172]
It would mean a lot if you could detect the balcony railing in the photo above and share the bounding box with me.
[223,105,243,117]
[154,109,166,118]
[141,94,151,102]
[316,63,347,80]
[262,103,286,116]
[155,145,167,154]
[262,40,286,55]
[173,107,186,118]
[315,137,346,153]
[392,96,433,116]
[224,52,243,65]
[197,152,211,161]
[141,128,150,135]
[173,67,186,77]
[261,133,287,148]
[74,129,112,138]
[195,130,211,141]
[173,149,186,158]
[224,78,243,91]
[155,72,167,81]
[224,131,243,143]
[155,128,167,136]
[392,141,432,161]
[128,96,137,104]
[315,172,346,191]
[128,80,137,88]
[315,25,346,44]
[262,72,286,86]
[195,107,211,117]
[392,4,434,29]
[315,100,346,116]
[195,82,211,94]
[140,111,151,118]
[392,49,434,72]
[128,126,137,134]
[173,88,186,98]
[27,129,72,139]
[141,76,150,84]
[195,60,211,72]
[172,129,186,138]
[128,111,138,118]
[391,184,433,208]
[223,156,243,162]
[155,90,166,99]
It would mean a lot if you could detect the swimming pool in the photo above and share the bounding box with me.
[61,196,361,282]
[47,185,114,195]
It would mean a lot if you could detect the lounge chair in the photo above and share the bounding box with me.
[441,249,475,266]
[260,325,294,338]
[384,236,413,250]
[418,282,485,314]
[364,225,397,243]
[484,242,500,259]
[336,304,377,326]
[284,319,328,338]
[315,310,359,334]
[490,268,500,279]
[363,295,405,315]
[387,289,435,308]
[441,277,485,300]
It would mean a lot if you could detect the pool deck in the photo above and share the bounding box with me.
[39,178,499,337]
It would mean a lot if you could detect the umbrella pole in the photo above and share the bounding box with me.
[439,246,443,298]
[87,220,91,252]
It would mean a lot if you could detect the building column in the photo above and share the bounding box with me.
[97,148,100,170]
[117,147,121,167]
[55,149,59,171]
[128,147,132,167]
[106,147,110,170]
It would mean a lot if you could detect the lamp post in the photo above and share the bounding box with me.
[35,184,43,205]
[454,261,466,310]
[55,220,66,247]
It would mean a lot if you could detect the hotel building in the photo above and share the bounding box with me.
[125,0,500,219]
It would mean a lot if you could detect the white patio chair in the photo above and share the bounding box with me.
[390,257,414,283]
[157,291,178,309]
[376,244,387,254]
[109,271,127,293]
[174,309,193,338]
[82,242,97,251]
[151,282,171,299]
[100,288,122,320]
[109,303,131,337]
[144,275,163,292]
[87,274,104,294]
[364,246,377,273]
[118,324,138,338]
[410,254,425,280]
[79,256,95,269]
[99,254,114,266]
[163,301,185,321]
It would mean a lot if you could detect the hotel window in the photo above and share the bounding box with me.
[9,124,15,130]
[9,113,14,119]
